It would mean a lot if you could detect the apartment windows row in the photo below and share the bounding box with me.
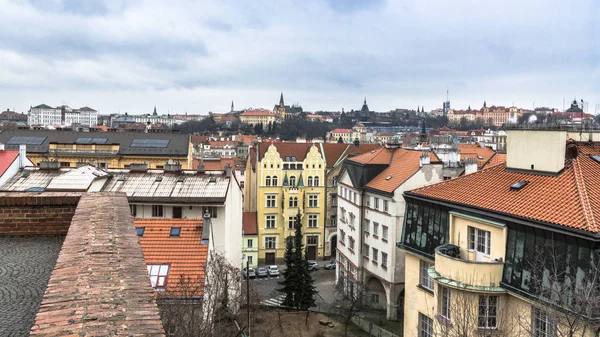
[263,235,320,249]
[365,195,389,213]
[129,204,217,219]
[265,214,319,229]
[364,219,389,241]
[339,186,357,204]
[362,244,388,268]
[264,175,322,186]
[267,194,320,208]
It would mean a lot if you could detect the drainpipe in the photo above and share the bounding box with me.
[357,188,365,298]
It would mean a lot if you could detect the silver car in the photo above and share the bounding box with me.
[308,260,319,271]
[257,267,268,278]
[243,267,256,279]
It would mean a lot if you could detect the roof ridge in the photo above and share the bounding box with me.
[571,158,598,232]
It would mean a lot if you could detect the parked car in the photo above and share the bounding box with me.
[257,267,268,278]
[243,267,256,279]
[324,260,336,270]
[308,260,319,271]
[268,265,280,276]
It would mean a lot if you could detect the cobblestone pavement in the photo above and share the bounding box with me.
[0,236,64,337]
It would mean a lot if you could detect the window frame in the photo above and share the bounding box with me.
[477,295,498,330]
[440,286,451,320]
[419,313,433,337]
[266,194,277,208]
[382,225,388,241]
[381,252,388,267]
[147,264,170,288]
[308,214,318,228]
[265,215,276,229]
[136,227,145,237]
[533,307,556,337]
[308,194,319,208]
[468,226,491,255]
[420,260,434,292]
[152,205,164,217]
[289,196,298,208]
[247,239,253,248]
[265,237,276,249]
[288,216,295,229]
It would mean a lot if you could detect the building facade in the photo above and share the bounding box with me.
[336,146,457,320]
[0,130,193,169]
[398,129,600,337]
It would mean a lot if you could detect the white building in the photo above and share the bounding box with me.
[336,145,456,320]
[28,104,62,126]
[27,104,98,127]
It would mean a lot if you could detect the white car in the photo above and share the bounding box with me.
[268,265,280,277]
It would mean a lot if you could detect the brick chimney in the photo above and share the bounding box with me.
[224,163,232,177]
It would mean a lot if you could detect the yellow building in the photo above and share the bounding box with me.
[0,130,192,169]
[239,109,279,126]
[398,130,600,337]
[254,142,326,265]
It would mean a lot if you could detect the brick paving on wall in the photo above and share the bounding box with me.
[30,192,165,336]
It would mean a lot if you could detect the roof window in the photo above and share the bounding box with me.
[477,155,484,160]
[510,181,529,191]
[385,176,392,181]
[591,155,600,163]
[209,177,217,183]
[136,227,145,237]
[170,227,181,237]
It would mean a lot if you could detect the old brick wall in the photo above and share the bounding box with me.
[0,192,81,236]
[30,192,165,336]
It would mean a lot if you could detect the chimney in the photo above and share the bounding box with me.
[201,210,212,244]
[464,158,478,175]
[0,143,5,151]
[224,163,232,177]
[506,130,567,173]
[19,144,26,168]
[420,151,431,167]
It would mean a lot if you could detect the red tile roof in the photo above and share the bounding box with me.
[330,128,352,133]
[458,144,496,169]
[0,150,19,177]
[240,109,276,116]
[243,212,258,235]
[258,142,319,162]
[409,143,600,233]
[135,219,208,296]
[346,147,393,165]
[482,153,507,169]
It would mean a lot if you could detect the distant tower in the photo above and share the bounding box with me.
[417,106,420,113]
[422,106,425,113]
[231,100,234,112]
[153,106,157,116]
[279,93,285,107]
[483,101,487,108]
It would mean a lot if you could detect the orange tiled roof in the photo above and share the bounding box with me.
[243,212,258,235]
[240,109,275,116]
[258,142,320,162]
[346,147,393,165]
[135,219,208,296]
[364,149,438,193]
[409,143,600,233]
[482,153,507,169]
[458,144,496,169]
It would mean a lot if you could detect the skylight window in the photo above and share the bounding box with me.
[136,227,145,237]
[591,155,600,164]
[291,156,297,161]
[510,181,529,191]
[477,155,484,160]
[7,136,46,145]
[130,139,170,148]
[170,227,181,237]
[75,137,108,144]
[385,176,392,180]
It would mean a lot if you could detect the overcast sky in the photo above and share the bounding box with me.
[0,0,598,115]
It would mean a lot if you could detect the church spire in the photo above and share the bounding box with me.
[364,97,367,105]
[153,106,157,115]
[231,100,234,112]
[279,93,284,106]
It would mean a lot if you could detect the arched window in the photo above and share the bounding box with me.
[314,176,319,186]
[272,176,278,186]
[307,176,313,187]
[289,197,298,208]
[289,176,296,187]
[265,176,271,186]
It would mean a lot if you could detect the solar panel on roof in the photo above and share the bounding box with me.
[92,138,108,144]
[75,138,92,144]
[130,139,170,148]
[76,137,108,144]
[7,136,46,145]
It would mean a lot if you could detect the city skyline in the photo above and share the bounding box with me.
[0,0,598,114]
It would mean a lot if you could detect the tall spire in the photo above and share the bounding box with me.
[231,100,234,112]
[364,97,367,105]
[153,106,157,115]
[279,92,284,106]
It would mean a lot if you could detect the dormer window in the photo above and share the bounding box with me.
[136,227,145,237]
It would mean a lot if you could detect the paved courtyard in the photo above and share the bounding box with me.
[0,236,64,337]
[247,262,338,311]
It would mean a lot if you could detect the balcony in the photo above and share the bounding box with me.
[431,244,504,291]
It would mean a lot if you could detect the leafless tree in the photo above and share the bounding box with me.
[512,242,600,337]
[157,251,243,337]
[332,279,365,337]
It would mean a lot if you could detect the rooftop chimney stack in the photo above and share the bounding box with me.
[224,163,232,177]
[19,144,26,168]
[464,157,478,175]
[419,151,431,167]
[506,130,567,174]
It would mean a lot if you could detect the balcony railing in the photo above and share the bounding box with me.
[432,244,504,290]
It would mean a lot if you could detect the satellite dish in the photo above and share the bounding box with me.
[168,159,174,165]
